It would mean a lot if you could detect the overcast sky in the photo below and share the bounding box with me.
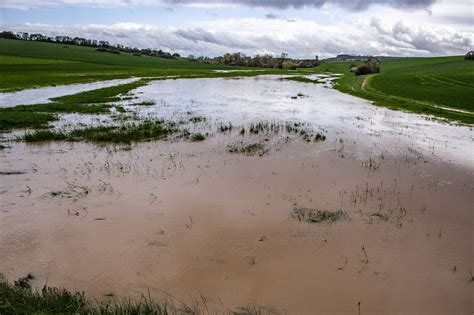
[1,0,473,58]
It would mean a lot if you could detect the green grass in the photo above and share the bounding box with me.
[0,80,149,131]
[0,111,56,131]
[0,39,289,92]
[0,279,174,314]
[1,276,272,314]
[310,57,474,124]
[23,120,181,143]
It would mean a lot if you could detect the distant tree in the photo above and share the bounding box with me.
[282,60,296,70]
[0,31,18,39]
[465,51,474,60]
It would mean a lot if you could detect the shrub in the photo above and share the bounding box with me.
[355,57,380,76]
[465,51,474,60]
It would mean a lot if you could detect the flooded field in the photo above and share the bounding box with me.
[1,76,473,314]
[0,78,138,107]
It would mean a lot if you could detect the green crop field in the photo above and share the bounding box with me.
[1,38,473,124]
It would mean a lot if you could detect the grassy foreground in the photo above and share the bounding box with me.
[0,277,269,315]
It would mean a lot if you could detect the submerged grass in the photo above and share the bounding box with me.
[228,141,268,156]
[283,76,323,84]
[190,133,206,141]
[292,206,345,223]
[23,120,180,144]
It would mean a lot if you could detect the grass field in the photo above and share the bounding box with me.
[0,38,285,91]
[312,57,474,124]
[1,38,473,124]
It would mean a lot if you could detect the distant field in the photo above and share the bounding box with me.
[1,38,473,124]
[0,39,281,91]
[316,57,474,124]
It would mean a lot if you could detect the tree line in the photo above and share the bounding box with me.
[189,52,321,69]
[0,30,180,59]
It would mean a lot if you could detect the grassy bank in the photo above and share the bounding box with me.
[309,57,474,124]
[0,277,268,315]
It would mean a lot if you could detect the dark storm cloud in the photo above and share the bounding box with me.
[164,0,438,10]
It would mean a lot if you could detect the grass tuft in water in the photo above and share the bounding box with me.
[23,120,180,144]
[292,206,345,223]
[132,100,156,106]
[218,122,233,133]
[190,133,206,141]
[189,116,206,123]
[228,141,268,156]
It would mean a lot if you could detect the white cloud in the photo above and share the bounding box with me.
[5,17,473,58]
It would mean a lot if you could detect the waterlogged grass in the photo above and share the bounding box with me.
[24,120,180,143]
[0,279,180,315]
[228,141,268,156]
[1,276,276,314]
[292,206,345,223]
[0,80,149,131]
[0,110,56,131]
[283,76,323,84]
[190,133,206,141]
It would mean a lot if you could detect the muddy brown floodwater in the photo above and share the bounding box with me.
[1,76,473,314]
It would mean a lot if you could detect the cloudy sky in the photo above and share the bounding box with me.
[1,0,473,58]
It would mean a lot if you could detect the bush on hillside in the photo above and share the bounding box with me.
[465,51,474,60]
[355,57,380,76]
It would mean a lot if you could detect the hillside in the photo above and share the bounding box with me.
[317,56,474,124]
[0,39,233,91]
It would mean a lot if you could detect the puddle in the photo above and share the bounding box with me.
[0,75,473,314]
[0,78,138,107]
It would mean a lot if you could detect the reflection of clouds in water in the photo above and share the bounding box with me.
[0,78,139,108]
[120,76,472,167]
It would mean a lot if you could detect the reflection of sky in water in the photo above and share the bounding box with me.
[126,76,473,168]
[0,78,138,107]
